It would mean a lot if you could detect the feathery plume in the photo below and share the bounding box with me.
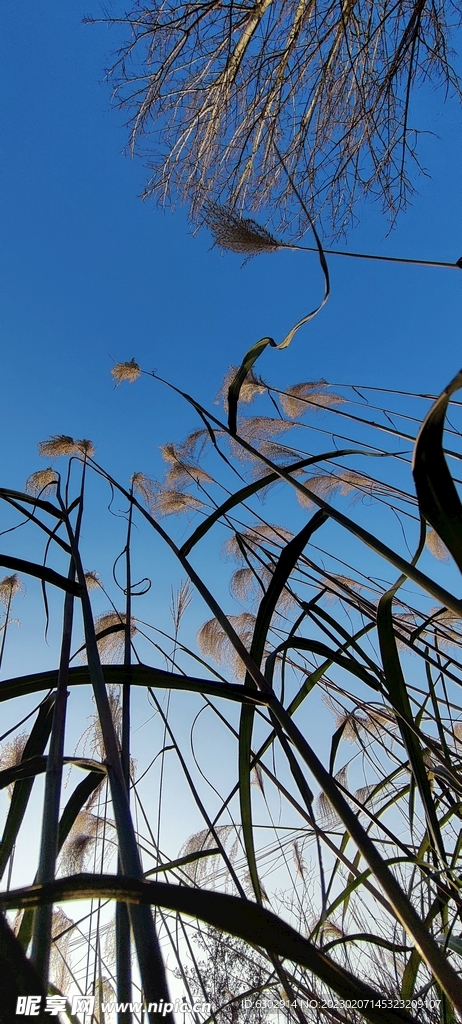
[0,573,23,607]
[49,908,74,994]
[170,579,193,635]
[178,825,235,884]
[297,469,398,508]
[80,613,137,665]
[316,767,348,826]
[76,438,95,457]
[84,570,101,591]
[431,609,462,650]
[37,436,95,459]
[111,357,141,385]
[279,382,345,418]
[320,920,344,940]
[197,612,257,678]
[160,443,214,486]
[59,810,104,874]
[292,840,306,880]
[38,435,77,458]
[251,763,265,795]
[230,567,261,601]
[132,472,159,506]
[238,416,294,443]
[223,523,293,562]
[0,731,28,797]
[204,203,284,259]
[216,367,267,407]
[25,468,58,496]
[96,612,137,663]
[426,528,450,562]
[323,574,363,603]
[152,490,206,517]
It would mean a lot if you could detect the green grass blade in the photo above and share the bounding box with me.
[0,694,55,879]
[266,694,462,1010]
[239,510,327,901]
[0,555,81,595]
[0,911,48,1024]
[0,664,272,705]
[180,449,365,556]
[2,874,422,1024]
[412,370,462,570]
[17,768,105,952]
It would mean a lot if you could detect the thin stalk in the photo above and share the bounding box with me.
[292,243,461,271]
[267,693,462,1011]
[62,508,173,1024]
[30,465,87,984]
[0,588,14,671]
[116,492,134,1024]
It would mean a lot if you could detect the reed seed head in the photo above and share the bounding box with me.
[153,489,206,517]
[178,825,235,883]
[216,367,267,407]
[204,202,285,259]
[95,611,137,663]
[426,528,450,561]
[0,730,28,797]
[197,611,257,678]
[0,573,23,607]
[38,435,77,458]
[76,438,96,457]
[132,472,158,506]
[84,570,101,591]
[111,358,141,385]
[80,612,137,665]
[292,840,306,879]
[37,436,95,459]
[50,908,73,993]
[25,468,58,496]
[60,810,103,874]
[279,382,345,418]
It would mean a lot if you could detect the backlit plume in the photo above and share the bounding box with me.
[111,358,141,385]
[25,468,58,496]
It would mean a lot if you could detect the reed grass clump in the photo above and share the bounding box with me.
[2,345,462,1024]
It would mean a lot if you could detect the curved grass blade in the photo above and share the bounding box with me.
[0,694,55,880]
[227,171,330,436]
[239,510,327,901]
[0,488,65,519]
[0,665,272,706]
[0,756,105,789]
[143,848,220,879]
[17,768,106,952]
[225,428,462,618]
[2,874,421,1024]
[377,521,447,863]
[0,911,47,1024]
[62,524,173,1023]
[265,693,462,1010]
[265,636,383,694]
[0,555,81,595]
[181,449,367,556]
[413,370,462,571]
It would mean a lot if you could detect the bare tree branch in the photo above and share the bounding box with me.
[90,0,462,234]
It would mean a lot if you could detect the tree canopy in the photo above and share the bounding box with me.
[98,0,462,234]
